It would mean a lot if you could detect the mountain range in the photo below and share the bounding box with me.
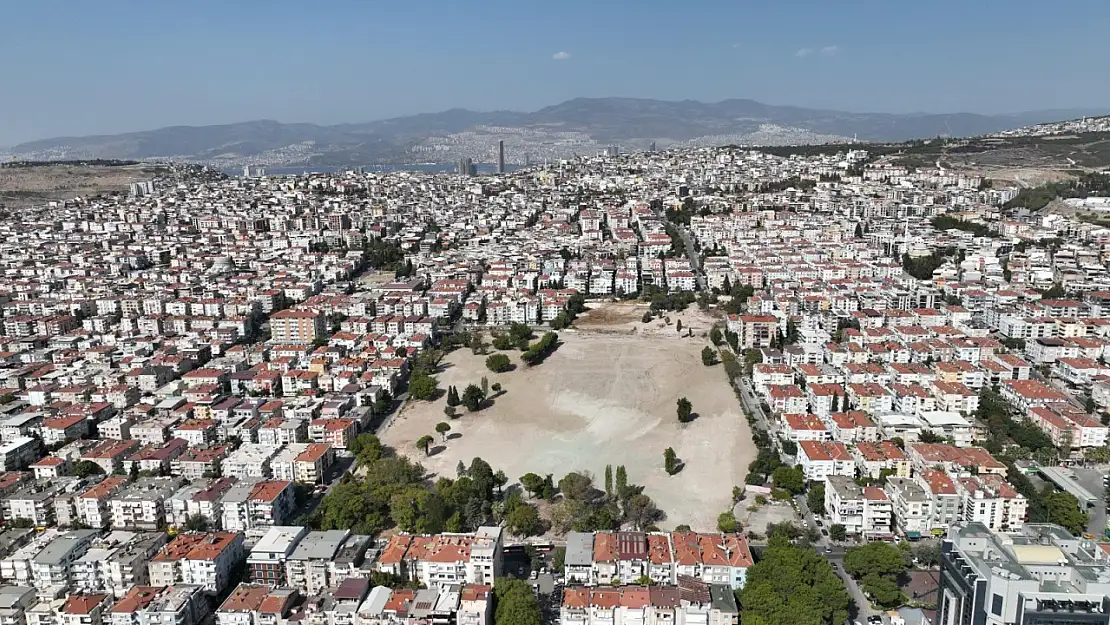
[8,98,1107,168]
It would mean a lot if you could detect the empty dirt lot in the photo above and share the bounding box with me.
[0,163,162,208]
[381,305,756,531]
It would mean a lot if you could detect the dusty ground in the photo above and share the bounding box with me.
[573,300,720,339]
[736,499,799,536]
[382,303,755,531]
[0,163,163,207]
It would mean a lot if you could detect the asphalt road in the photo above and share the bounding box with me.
[734,376,781,451]
[1071,467,1109,537]
[676,226,707,291]
[826,548,880,622]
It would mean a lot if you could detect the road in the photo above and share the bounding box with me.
[733,376,781,451]
[826,547,880,622]
[658,206,707,291]
[1070,467,1109,537]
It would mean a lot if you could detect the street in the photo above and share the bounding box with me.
[1070,466,1109,537]
[733,376,781,451]
[825,547,880,622]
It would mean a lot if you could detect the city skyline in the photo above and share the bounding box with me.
[3,0,1110,145]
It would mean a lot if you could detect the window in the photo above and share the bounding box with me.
[991,593,1003,616]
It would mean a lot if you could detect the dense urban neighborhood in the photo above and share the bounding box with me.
[0,140,1109,625]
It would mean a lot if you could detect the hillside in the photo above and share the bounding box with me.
[10,98,1105,168]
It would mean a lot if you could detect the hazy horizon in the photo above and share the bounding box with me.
[3,0,1109,145]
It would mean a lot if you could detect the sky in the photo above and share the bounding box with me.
[2,0,1109,146]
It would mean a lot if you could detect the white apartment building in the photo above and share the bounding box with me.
[797,440,855,482]
[955,475,1027,533]
[824,476,893,539]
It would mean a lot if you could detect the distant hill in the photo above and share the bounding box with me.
[10,98,1107,168]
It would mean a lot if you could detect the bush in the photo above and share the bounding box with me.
[485,353,512,373]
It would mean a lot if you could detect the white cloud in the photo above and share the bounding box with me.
[552,51,571,61]
[795,48,813,57]
[819,45,841,56]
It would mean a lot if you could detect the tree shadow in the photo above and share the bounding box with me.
[429,445,447,456]
[447,432,462,441]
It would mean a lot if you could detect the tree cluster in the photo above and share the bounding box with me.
[521,332,559,365]
[1003,173,1110,211]
[642,285,697,312]
[843,542,910,608]
[548,467,663,533]
[701,346,717,366]
[930,215,998,238]
[493,323,534,351]
[363,238,406,272]
[978,387,1055,454]
[902,252,948,281]
[314,454,509,537]
[494,578,542,625]
[737,533,851,625]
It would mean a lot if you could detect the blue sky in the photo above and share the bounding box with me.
[2,0,1109,145]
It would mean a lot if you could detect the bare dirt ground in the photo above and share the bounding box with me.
[573,300,720,339]
[381,302,755,531]
[736,500,799,536]
[0,164,161,207]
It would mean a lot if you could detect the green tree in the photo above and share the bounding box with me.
[831,394,840,412]
[604,465,613,496]
[829,524,847,542]
[772,465,805,495]
[416,435,434,456]
[780,439,798,456]
[710,326,723,346]
[505,502,542,537]
[664,448,680,475]
[624,493,662,529]
[701,346,717,366]
[558,472,595,501]
[349,434,384,465]
[183,514,210,532]
[552,546,566,573]
[317,479,390,536]
[807,482,826,516]
[444,405,457,419]
[446,385,460,407]
[615,465,628,499]
[435,422,451,442]
[495,578,542,625]
[519,473,544,498]
[718,511,741,533]
[408,371,439,401]
[73,460,105,478]
[461,384,486,412]
[737,535,851,625]
[862,573,905,608]
[677,397,693,423]
[844,541,908,577]
[914,542,941,568]
[1043,490,1089,535]
[485,353,511,373]
[390,487,449,534]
